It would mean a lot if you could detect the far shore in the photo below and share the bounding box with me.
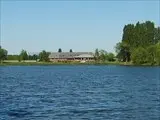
[0,60,159,66]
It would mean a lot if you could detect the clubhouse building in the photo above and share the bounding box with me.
[49,52,94,62]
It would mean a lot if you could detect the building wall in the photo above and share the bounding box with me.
[50,57,94,62]
[49,52,94,62]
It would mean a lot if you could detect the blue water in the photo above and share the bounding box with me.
[0,65,160,120]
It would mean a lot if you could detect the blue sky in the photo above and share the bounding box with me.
[1,1,159,54]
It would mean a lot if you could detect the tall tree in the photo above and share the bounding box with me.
[19,50,28,61]
[146,45,156,65]
[154,27,160,44]
[155,42,160,65]
[115,42,130,62]
[122,21,156,49]
[94,48,100,62]
[99,50,107,62]
[144,21,155,45]
[39,50,50,62]
[0,48,8,63]
[116,21,159,64]
[122,24,135,47]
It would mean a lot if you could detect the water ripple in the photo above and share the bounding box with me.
[0,66,159,120]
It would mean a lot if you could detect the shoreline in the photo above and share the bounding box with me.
[0,61,159,66]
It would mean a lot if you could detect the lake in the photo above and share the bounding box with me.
[0,65,160,120]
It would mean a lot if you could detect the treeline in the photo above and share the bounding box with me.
[115,21,160,65]
[0,48,72,63]
[0,49,50,62]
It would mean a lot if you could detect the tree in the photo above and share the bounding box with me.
[115,42,130,62]
[107,53,115,61]
[58,48,62,53]
[69,49,73,52]
[19,50,28,61]
[28,54,39,60]
[115,42,123,61]
[99,50,107,62]
[0,48,8,63]
[120,21,157,50]
[39,50,50,62]
[146,45,156,65]
[154,27,160,44]
[155,42,160,65]
[94,48,100,62]
[131,47,148,64]
[122,24,135,47]
[145,21,155,45]
[115,21,159,65]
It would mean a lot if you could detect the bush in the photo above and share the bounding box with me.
[131,47,148,64]
[107,53,115,61]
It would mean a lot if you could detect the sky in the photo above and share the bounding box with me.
[0,0,160,54]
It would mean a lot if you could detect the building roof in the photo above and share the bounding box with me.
[49,52,94,59]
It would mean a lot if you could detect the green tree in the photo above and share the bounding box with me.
[122,24,135,47]
[115,21,159,65]
[145,21,155,45]
[115,42,130,62]
[107,53,115,61]
[94,48,100,62]
[155,42,160,65]
[146,45,156,65]
[131,47,148,64]
[0,48,8,63]
[154,27,160,44]
[58,48,62,53]
[99,50,107,62]
[39,50,50,62]
[129,21,155,48]
[19,50,28,61]
[120,21,157,49]
[69,49,73,52]
[28,54,39,60]
[115,42,123,61]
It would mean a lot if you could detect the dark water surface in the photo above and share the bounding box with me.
[0,65,160,120]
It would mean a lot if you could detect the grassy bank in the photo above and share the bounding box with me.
[0,61,127,66]
[0,60,159,66]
